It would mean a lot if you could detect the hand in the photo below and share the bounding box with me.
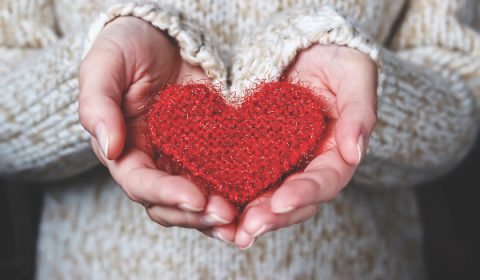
[234,44,378,248]
[78,17,238,241]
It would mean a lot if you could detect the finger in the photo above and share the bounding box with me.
[90,137,107,166]
[270,148,354,213]
[242,200,319,236]
[106,147,206,211]
[78,43,127,160]
[147,205,207,229]
[146,197,238,230]
[200,223,237,244]
[334,58,378,165]
[235,228,256,250]
[235,198,318,248]
[234,200,269,249]
[213,223,237,244]
[200,196,238,227]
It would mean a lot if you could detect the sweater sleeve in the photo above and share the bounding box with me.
[0,0,58,48]
[390,0,480,108]
[229,5,478,189]
[364,0,480,188]
[82,2,226,85]
[0,2,225,182]
[0,32,97,181]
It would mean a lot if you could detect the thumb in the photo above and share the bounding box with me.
[78,45,127,160]
[334,67,377,165]
[335,102,376,165]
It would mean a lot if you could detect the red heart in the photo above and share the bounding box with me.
[146,82,332,208]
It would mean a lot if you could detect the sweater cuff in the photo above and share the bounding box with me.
[230,6,478,189]
[230,6,382,94]
[353,48,478,189]
[82,1,226,87]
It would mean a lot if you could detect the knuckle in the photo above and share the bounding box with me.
[183,213,201,229]
[286,191,304,207]
[291,180,316,205]
[293,176,321,200]
[246,207,263,220]
[121,169,142,203]
[246,207,274,227]
[329,168,342,185]
[324,192,338,202]
[302,177,320,193]
[124,187,142,203]
[146,208,173,228]
[146,174,171,205]
[308,169,341,202]
[366,106,378,124]
[155,217,173,228]
[156,176,196,202]
[325,170,342,201]
[77,97,95,127]
[159,220,173,228]
[79,57,95,88]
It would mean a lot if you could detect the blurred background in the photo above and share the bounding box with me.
[418,140,480,280]
[0,141,479,280]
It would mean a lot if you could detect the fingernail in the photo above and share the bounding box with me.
[252,224,272,237]
[240,238,255,250]
[272,205,295,214]
[213,231,233,245]
[356,134,365,165]
[96,122,110,159]
[237,230,255,250]
[178,203,203,212]
[200,212,230,226]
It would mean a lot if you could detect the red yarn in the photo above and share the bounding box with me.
[146,81,332,208]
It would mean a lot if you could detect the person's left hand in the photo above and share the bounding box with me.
[233,44,378,249]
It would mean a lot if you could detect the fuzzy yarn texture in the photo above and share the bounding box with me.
[146,82,331,207]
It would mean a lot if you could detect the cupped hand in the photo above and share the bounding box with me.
[78,16,238,240]
[234,44,378,248]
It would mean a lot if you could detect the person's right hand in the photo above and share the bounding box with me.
[78,16,238,243]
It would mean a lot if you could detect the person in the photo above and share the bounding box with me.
[0,0,479,279]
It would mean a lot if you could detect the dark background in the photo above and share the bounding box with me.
[1,143,479,280]
[0,181,42,280]
[418,141,480,280]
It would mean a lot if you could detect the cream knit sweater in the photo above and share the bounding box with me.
[1,0,479,279]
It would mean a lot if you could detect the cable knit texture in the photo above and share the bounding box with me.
[0,31,97,181]
[0,0,58,48]
[0,0,479,279]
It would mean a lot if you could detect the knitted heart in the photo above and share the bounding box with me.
[146,82,332,208]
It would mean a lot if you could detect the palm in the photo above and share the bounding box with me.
[94,18,207,156]
[283,48,341,156]
[234,44,378,248]
[123,58,207,158]
[80,17,240,235]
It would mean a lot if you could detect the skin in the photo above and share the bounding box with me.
[78,17,377,248]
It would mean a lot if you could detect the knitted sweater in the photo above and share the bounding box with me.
[1,0,479,279]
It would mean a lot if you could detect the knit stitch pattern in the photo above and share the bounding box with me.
[0,0,57,48]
